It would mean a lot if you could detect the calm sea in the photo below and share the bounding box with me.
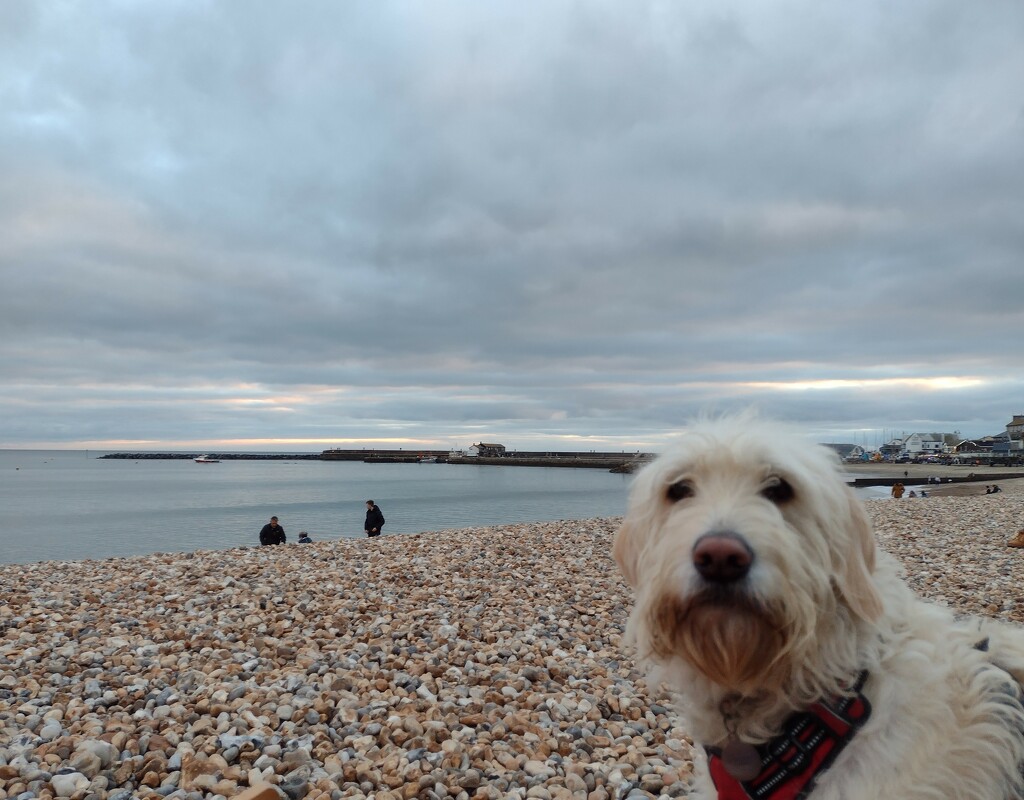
[0,451,635,565]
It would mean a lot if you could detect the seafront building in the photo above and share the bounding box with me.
[834,413,1024,465]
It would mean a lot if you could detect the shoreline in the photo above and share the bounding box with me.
[920,475,1024,497]
[2,494,1024,799]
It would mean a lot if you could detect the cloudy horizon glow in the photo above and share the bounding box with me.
[2,1,1023,452]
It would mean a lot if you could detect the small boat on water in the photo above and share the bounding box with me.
[194,455,220,463]
[418,456,438,463]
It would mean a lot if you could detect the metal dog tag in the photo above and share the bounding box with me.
[721,738,763,781]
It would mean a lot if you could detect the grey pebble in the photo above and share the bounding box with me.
[280,775,309,800]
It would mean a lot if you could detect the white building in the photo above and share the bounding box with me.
[902,432,959,456]
[1007,415,1024,450]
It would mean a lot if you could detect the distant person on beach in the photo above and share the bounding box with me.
[298,531,312,543]
[891,482,905,499]
[259,516,286,545]
[364,500,385,537]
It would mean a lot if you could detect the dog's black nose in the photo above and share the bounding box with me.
[692,532,753,583]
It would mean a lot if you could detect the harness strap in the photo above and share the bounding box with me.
[706,672,871,800]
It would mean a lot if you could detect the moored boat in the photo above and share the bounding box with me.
[194,455,220,463]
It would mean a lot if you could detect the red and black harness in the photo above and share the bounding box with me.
[705,671,872,800]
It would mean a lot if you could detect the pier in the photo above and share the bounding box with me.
[98,452,320,460]
[322,448,654,471]
[99,449,653,471]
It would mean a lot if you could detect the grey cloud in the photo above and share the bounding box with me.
[2,1,1024,449]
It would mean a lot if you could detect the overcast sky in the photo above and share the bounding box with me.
[2,1,1023,452]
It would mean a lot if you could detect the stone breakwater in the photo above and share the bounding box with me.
[2,492,1024,800]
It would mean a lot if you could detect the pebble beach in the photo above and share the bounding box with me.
[2,486,1024,800]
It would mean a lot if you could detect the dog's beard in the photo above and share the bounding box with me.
[647,586,790,693]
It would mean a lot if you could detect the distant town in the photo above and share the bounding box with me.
[822,414,1024,466]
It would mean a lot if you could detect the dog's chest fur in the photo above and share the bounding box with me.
[691,604,1024,800]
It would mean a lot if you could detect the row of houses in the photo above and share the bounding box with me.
[824,415,1024,462]
[463,416,1024,464]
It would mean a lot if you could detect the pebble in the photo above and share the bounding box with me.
[2,497,1022,799]
[50,771,89,797]
[38,722,62,742]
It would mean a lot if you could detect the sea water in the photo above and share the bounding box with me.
[0,451,890,566]
[0,451,634,565]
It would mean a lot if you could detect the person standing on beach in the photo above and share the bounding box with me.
[259,516,286,545]
[891,482,905,499]
[364,500,385,537]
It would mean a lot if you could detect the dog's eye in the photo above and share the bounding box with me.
[666,480,694,502]
[762,477,794,504]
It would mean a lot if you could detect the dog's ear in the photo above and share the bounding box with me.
[614,518,641,587]
[834,491,883,622]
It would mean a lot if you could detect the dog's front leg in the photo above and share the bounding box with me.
[688,763,717,799]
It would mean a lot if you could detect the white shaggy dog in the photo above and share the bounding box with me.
[614,417,1024,800]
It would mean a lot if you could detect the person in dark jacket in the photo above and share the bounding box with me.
[259,516,286,545]
[364,500,385,537]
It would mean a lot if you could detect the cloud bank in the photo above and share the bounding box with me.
[2,1,1023,450]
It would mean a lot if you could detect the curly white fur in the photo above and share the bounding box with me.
[615,415,1024,799]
